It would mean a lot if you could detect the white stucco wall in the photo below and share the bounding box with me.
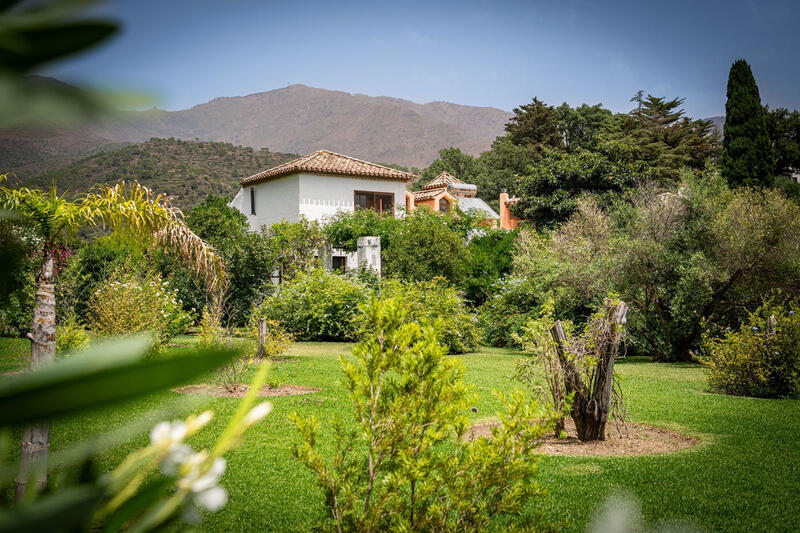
[229,172,407,231]
[229,175,301,231]
[297,173,406,221]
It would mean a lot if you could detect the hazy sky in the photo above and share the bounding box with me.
[49,0,800,118]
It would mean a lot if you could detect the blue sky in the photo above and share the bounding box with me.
[49,0,800,118]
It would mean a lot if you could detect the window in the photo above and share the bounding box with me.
[250,187,256,215]
[439,198,450,213]
[331,256,347,273]
[354,191,394,214]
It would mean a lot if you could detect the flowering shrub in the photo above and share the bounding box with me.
[370,277,480,354]
[86,268,196,347]
[255,268,368,341]
[248,317,293,360]
[701,300,800,398]
[55,314,90,356]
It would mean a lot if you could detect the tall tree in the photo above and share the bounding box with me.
[764,106,800,178]
[0,179,224,500]
[722,60,774,186]
[504,97,562,149]
[600,94,719,181]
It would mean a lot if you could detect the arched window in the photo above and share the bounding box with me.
[250,187,256,215]
[439,198,450,213]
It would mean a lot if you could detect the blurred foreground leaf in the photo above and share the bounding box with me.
[0,336,240,426]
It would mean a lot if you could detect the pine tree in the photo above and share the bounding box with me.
[722,59,774,186]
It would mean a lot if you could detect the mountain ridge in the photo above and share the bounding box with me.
[0,83,512,177]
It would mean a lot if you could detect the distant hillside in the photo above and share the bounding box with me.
[0,83,511,175]
[27,138,298,209]
[707,116,724,134]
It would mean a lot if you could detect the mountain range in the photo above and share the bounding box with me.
[1,83,512,179]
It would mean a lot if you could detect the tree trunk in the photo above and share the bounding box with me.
[256,317,267,358]
[551,299,628,442]
[15,249,56,502]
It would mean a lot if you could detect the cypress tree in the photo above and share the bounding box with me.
[722,59,774,186]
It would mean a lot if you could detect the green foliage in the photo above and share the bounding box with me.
[722,60,774,186]
[372,277,480,354]
[556,102,614,152]
[511,149,646,228]
[57,234,144,321]
[186,194,248,244]
[324,208,398,252]
[249,318,293,360]
[416,146,482,186]
[701,299,800,398]
[291,298,548,532]
[514,298,571,436]
[31,139,298,209]
[0,336,272,531]
[383,208,469,284]
[509,170,800,360]
[86,268,195,348]
[254,269,368,341]
[764,106,800,179]
[463,228,518,305]
[600,94,720,181]
[55,315,89,357]
[505,97,562,149]
[178,195,278,325]
[263,217,326,281]
[477,276,542,348]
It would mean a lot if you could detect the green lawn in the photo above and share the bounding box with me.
[1,336,798,532]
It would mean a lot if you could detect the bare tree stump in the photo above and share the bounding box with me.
[550,299,628,442]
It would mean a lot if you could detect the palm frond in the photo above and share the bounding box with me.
[81,181,227,295]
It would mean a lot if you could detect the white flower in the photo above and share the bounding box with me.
[160,443,193,476]
[242,402,273,427]
[150,420,188,450]
[175,452,228,514]
[194,485,227,511]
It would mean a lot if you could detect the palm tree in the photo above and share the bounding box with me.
[0,178,226,500]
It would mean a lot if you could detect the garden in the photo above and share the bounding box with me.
[1,6,799,530]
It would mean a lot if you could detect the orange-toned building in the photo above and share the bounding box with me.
[406,171,520,230]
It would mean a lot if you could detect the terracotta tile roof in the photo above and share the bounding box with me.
[413,188,452,201]
[421,171,466,190]
[240,150,414,186]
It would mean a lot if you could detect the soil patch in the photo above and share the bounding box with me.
[1,369,24,377]
[465,419,695,456]
[173,384,321,398]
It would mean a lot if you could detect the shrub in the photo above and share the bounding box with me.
[477,276,542,348]
[86,268,195,348]
[383,209,469,285]
[701,300,800,398]
[55,314,90,356]
[463,228,518,306]
[255,269,368,341]
[197,305,225,350]
[291,297,549,532]
[372,277,480,354]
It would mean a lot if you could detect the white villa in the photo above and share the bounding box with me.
[229,149,519,274]
[229,150,413,231]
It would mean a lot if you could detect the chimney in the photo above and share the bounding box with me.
[499,189,509,228]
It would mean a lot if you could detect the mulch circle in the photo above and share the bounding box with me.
[172,384,321,398]
[465,418,696,456]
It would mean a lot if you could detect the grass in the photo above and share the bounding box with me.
[0,336,798,531]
